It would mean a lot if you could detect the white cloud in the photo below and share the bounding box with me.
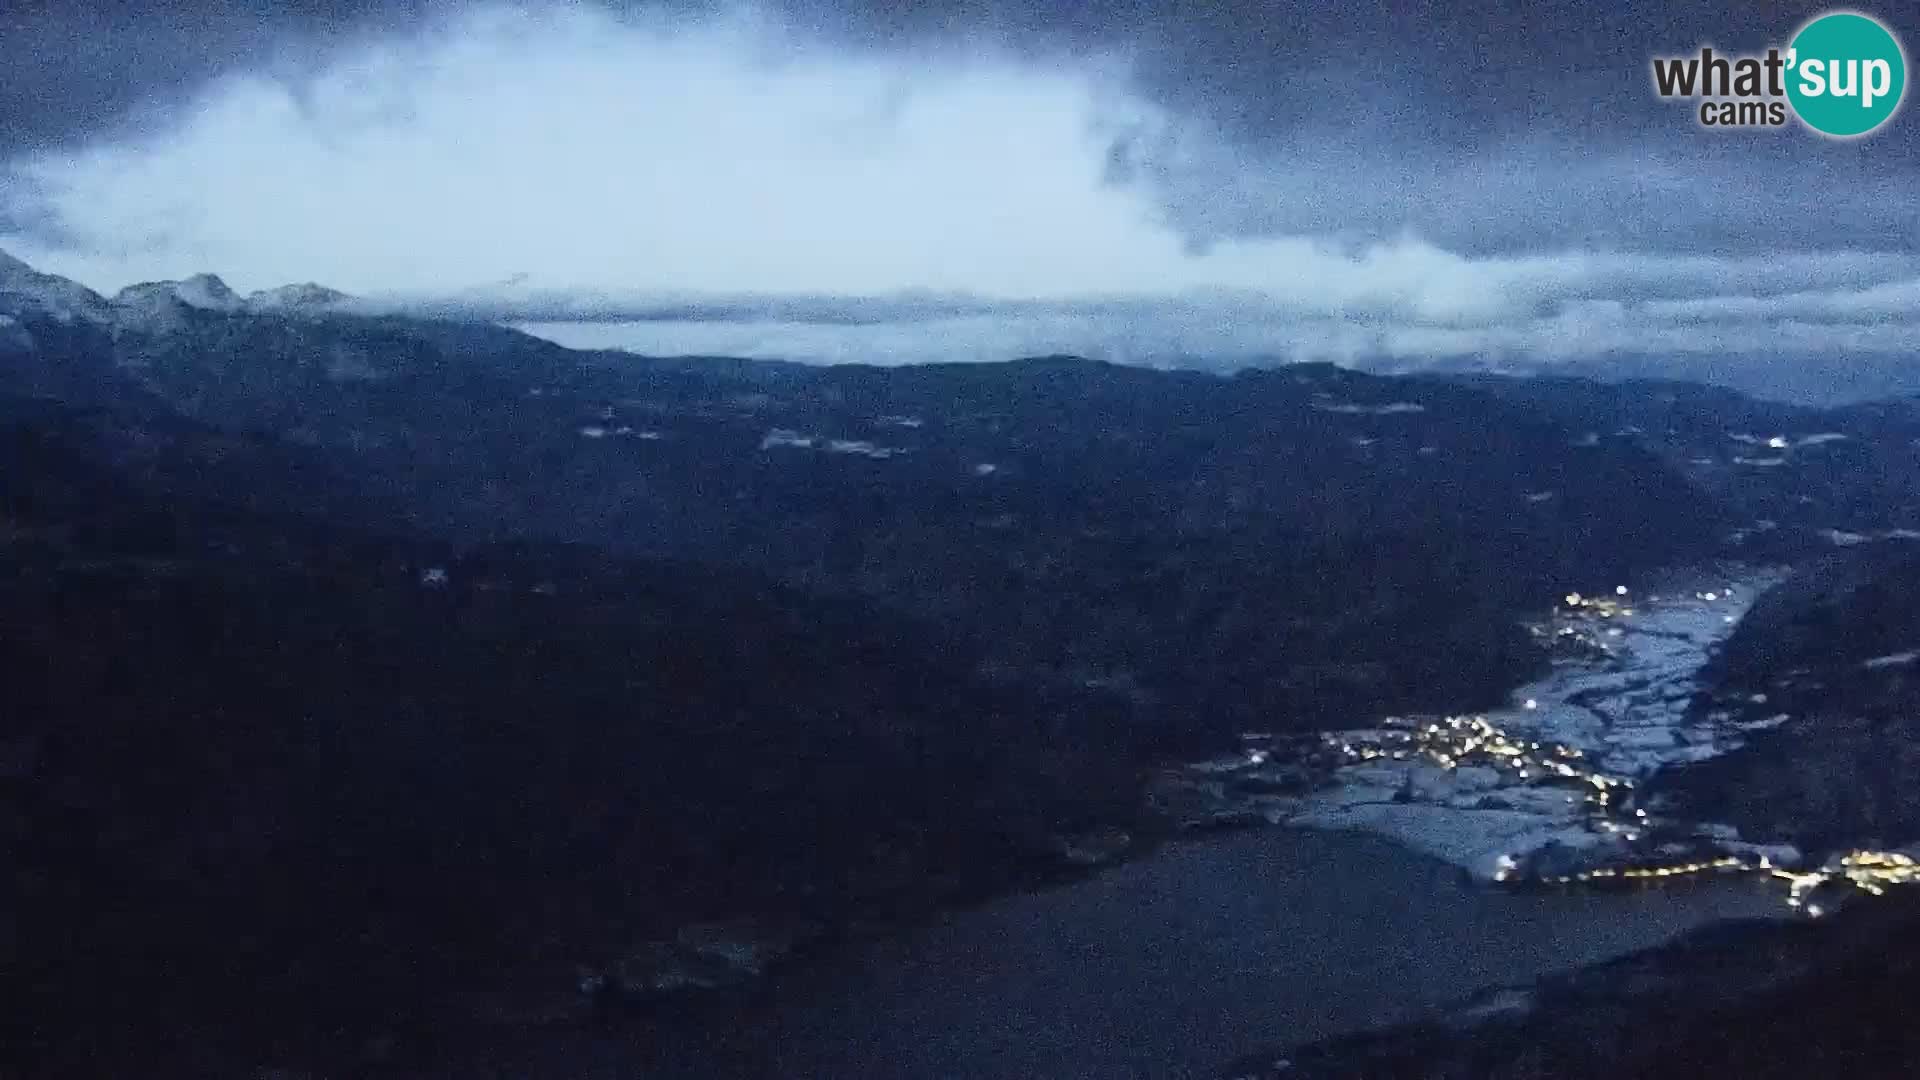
[7,5,1185,297]
[516,293,1920,370]
[1641,277,1920,323]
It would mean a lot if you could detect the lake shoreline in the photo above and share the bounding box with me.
[424,826,1784,1079]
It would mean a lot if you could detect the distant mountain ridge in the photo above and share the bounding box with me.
[0,248,1740,745]
[9,246,1920,743]
[113,272,353,315]
[0,247,115,322]
[1403,350,1920,408]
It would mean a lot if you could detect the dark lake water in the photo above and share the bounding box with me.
[479,828,1784,1079]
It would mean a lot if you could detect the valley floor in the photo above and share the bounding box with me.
[1155,565,1841,897]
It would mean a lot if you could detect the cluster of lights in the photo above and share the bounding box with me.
[1316,684,1920,915]
[1544,584,1657,657]
[1520,847,1920,917]
[1323,714,1628,816]
[1296,708,1920,916]
[1550,582,1748,652]
[1540,855,1749,886]
[1266,580,1906,918]
[1560,588,1636,619]
[1775,850,1920,915]
[1436,587,1784,895]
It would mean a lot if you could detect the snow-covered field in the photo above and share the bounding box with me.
[1159,566,1801,885]
[1491,573,1791,779]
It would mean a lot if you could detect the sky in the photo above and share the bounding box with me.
[1,1,1916,379]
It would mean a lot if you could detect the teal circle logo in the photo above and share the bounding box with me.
[1786,12,1907,137]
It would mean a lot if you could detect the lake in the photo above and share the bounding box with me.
[466,826,1784,1079]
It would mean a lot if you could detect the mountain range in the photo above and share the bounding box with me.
[7,248,1920,1076]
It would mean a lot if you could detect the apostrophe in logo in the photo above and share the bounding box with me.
[1786,12,1906,137]
[1650,10,1907,138]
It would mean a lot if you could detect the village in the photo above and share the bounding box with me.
[1156,567,1920,918]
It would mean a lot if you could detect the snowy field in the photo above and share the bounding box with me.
[1161,566,1803,885]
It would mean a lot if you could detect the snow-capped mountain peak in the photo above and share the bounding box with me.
[244,282,353,313]
[0,248,114,323]
[112,273,245,313]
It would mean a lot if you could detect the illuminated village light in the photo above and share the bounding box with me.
[1296,585,1920,916]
